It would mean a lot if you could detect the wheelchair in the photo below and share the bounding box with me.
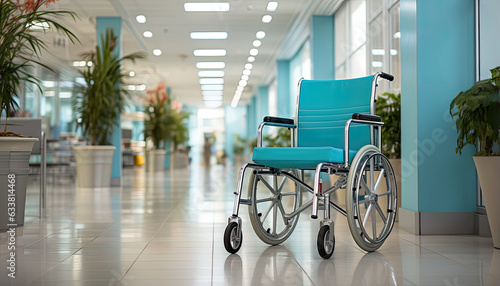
[224,72,397,259]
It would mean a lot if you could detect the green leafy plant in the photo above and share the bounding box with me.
[450,66,500,156]
[233,134,247,155]
[73,29,145,145]
[376,92,401,159]
[144,84,190,150]
[0,0,78,135]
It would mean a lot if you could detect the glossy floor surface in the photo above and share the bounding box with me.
[1,163,499,286]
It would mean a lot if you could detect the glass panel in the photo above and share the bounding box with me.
[59,80,74,133]
[334,3,347,70]
[369,14,384,75]
[370,0,383,15]
[390,4,401,91]
[350,0,366,53]
[351,45,367,78]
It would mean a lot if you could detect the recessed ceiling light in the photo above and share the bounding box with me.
[253,40,261,47]
[136,15,146,23]
[202,90,223,96]
[249,48,259,56]
[184,2,230,12]
[247,56,255,62]
[129,71,135,77]
[200,78,224,85]
[256,31,266,39]
[153,49,162,56]
[267,2,278,11]
[245,63,253,70]
[190,32,228,39]
[201,84,224,91]
[262,15,272,23]
[194,49,227,56]
[236,86,244,92]
[143,31,153,38]
[243,69,251,76]
[238,80,247,87]
[196,62,225,69]
[203,95,223,101]
[198,70,225,77]
[241,75,249,81]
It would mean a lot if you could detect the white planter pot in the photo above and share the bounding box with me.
[146,149,166,172]
[0,137,38,230]
[473,156,500,248]
[172,152,189,169]
[73,146,116,188]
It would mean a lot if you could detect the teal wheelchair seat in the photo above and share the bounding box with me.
[252,146,357,169]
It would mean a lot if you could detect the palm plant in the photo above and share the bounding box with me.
[0,0,78,134]
[73,29,145,145]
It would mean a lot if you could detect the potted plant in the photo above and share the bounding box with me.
[450,66,500,248]
[143,83,170,172]
[0,0,78,230]
[376,92,402,219]
[167,102,190,169]
[73,29,145,187]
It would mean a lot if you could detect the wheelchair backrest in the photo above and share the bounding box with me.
[296,76,374,150]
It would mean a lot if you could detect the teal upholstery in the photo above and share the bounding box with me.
[253,147,358,169]
[252,76,375,169]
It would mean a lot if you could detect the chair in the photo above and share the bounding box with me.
[224,72,397,259]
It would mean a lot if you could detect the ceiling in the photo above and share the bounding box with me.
[41,0,339,108]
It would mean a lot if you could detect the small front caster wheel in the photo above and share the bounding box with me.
[317,225,335,259]
[224,222,243,254]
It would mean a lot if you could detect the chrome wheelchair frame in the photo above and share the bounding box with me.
[224,72,397,258]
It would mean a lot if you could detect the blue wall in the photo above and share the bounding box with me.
[400,0,476,213]
[311,15,335,80]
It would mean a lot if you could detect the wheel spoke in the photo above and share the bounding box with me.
[377,190,392,197]
[278,176,287,193]
[281,192,298,197]
[277,202,288,225]
[374,201,387,222]
[372,203,377,239]
[272,200,278,235]
[257,175,278,196]
[362,203,373,228]
[360,176,370,194]
[261,202,275,224]
[373,169,385,194]
[255,197,275,204]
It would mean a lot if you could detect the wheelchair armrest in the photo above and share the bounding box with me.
[352,113,381,122]
[263,116,294,125]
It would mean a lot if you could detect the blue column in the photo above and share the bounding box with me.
[277,60,291,118]
[225,105,248,161]
[310,15,335,80]
[399,0,476,234]
[96,17,122,186]
[257,86,269,121]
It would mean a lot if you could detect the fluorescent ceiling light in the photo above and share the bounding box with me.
[198,70,225,77]
[247,56,255,62]
[256,31,266,39]
[267,2,278,11]
[238,80,247,87]
[253,40,261,47]
[205,101,223,108]
[249,48,259,56]
[371,49,385,55]
[136,15,146,23]
[372,61,383,68]
[200,78,224,85]
[201,84,224,91]
[190,32,228,39]
[262,15,272,23]
[153,49,162,56]
[184,2,230,12]
[202,90,223,96]
[143,31,153,38]
[203,95,223,101]
[241,75,249,81]
[194,49,227,56]
[29,21,49,30]
[390,49,399,55]
[245,63,253,70]
[243,69,251,76]
[236,86,244,92]
[138,84,146,91]
[196,62,225,69]
[393,32,401,39]
[231,90,243,108]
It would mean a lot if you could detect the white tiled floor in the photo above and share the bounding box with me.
[1,162,499,285]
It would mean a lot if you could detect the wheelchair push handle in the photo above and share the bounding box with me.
[379,72,394,81]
